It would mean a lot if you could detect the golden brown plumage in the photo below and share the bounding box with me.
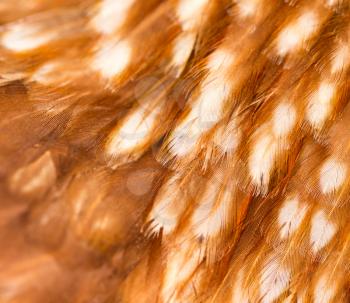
[0,0,350,302]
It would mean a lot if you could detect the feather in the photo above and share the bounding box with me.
[1,0,350,302]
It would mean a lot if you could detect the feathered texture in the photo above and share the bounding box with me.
[0,0,350,302]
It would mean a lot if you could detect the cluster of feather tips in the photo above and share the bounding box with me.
[0,0,350,302]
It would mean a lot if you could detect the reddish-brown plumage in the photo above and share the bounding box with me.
[0,0,350,302]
